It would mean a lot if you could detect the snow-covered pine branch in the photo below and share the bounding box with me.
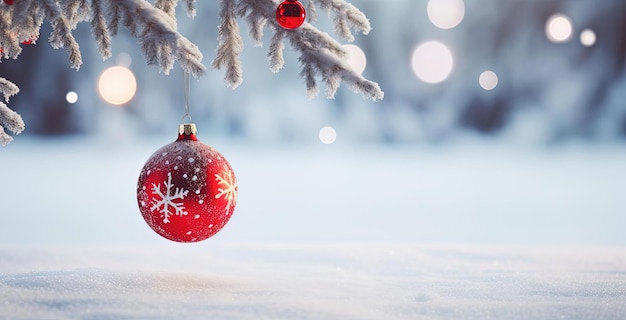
[312,0,371,42]
[0,78,24,146]
[292,25,383,99]
[0,0,204,145]
[212,0,244,88]
[0,0,383,145]
[223,0,384,100]
[1,0,203,74]
[0,77,19,102]
[108,0,205,76]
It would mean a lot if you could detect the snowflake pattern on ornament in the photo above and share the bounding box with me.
[151,172,190,223]
[215,168,237,212]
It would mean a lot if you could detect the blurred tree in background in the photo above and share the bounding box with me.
[2,0,625,145]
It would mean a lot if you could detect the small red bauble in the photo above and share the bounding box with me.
[276,0,306,30]
[3,0,14,5]
[137,123,238,242]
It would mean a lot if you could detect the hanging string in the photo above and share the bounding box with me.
[182,71,192,124]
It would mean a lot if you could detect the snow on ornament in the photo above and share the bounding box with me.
[137,123,237,242]
[276,0,306,29]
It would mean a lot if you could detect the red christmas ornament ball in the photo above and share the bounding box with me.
[276,0,306,30]
[137,124,238,242]
[3,0,14,5]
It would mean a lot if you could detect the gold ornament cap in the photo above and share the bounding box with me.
[179,123,197,135]
[177,123,198,141]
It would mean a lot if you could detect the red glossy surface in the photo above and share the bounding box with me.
[276,0,306,30]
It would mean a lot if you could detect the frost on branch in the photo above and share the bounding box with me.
[0,78,19,102]
[0,0,205,74]
[218,0,384,101]
[212,0,244,89]
[107,0,205,77]
[0,78,24,146]
[313,0,371,42]
[0,0,205,145]
[0,0,383,145]
[0,102,25,146]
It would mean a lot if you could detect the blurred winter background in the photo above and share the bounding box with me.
[1,0,626,246]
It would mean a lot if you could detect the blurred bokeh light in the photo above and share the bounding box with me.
[319,126,337,145]
[411,41,454,84]
[427,0,465,29]
[479,70,498,90]
[98,66,137,106]
[342,44,367,75]
[546,14,573,43]
[65,91,78,104]
[579,29,597,47]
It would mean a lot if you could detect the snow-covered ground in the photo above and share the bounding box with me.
[1,137,626,318]
[1,244,625,319]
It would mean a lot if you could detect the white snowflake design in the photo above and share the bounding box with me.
[151,172,189,223]
[214,168,237,212]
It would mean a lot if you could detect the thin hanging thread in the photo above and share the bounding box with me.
[182,72,192,123]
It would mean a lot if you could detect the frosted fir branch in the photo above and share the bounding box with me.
[41,0,83,69]
[268,29,285,73]
[154,0,197,20]
[176,36,205,77]
[114,0,205,77]
[120,4,138,36]
[6,0,43,41]
[1,0,382,145]
[155,0,178,19]
[213,0,244,88]
[315,0,371,42]
[301,63,318,97]
[290,25,383,100]
[106,0,121,36]
[90,0,111,59]
[237,1,266,46]
[59,0,90,29]
[7,0,44,50]
[3,0,206,76]
[245,12,267,47]
[235,0,383,100]
[157,38,174,74]
[0,125,12,146]
[0,77,22,144]
[0,102,25,145]
[306,0,318,23]
[1,9,24,59]
[153,0,195,20]
[9,0,36,29]
[290,25,382,100]
[1,0,209,145]
[182,0,196,18]
[0,78,20,102]
[0,102,24,134]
